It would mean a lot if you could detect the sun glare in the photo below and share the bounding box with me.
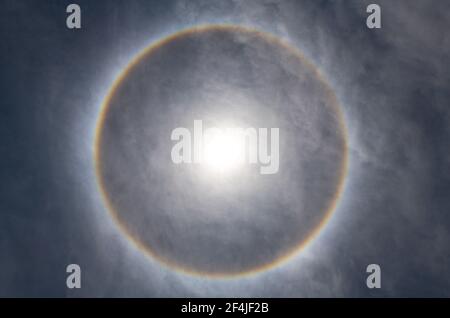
[202,128,245,173]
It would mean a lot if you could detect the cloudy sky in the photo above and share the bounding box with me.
[1,0,450,297]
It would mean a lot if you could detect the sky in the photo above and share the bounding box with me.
[1,0,450,297]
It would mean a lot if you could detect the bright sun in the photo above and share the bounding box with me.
[202,128,245,174]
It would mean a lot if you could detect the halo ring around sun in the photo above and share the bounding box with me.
[94,24,349,278]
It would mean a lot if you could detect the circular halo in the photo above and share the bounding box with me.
[94,24,349,278]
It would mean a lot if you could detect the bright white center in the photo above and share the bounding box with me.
[203,128,244,173]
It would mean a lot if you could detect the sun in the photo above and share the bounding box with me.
[202,127,245,174]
